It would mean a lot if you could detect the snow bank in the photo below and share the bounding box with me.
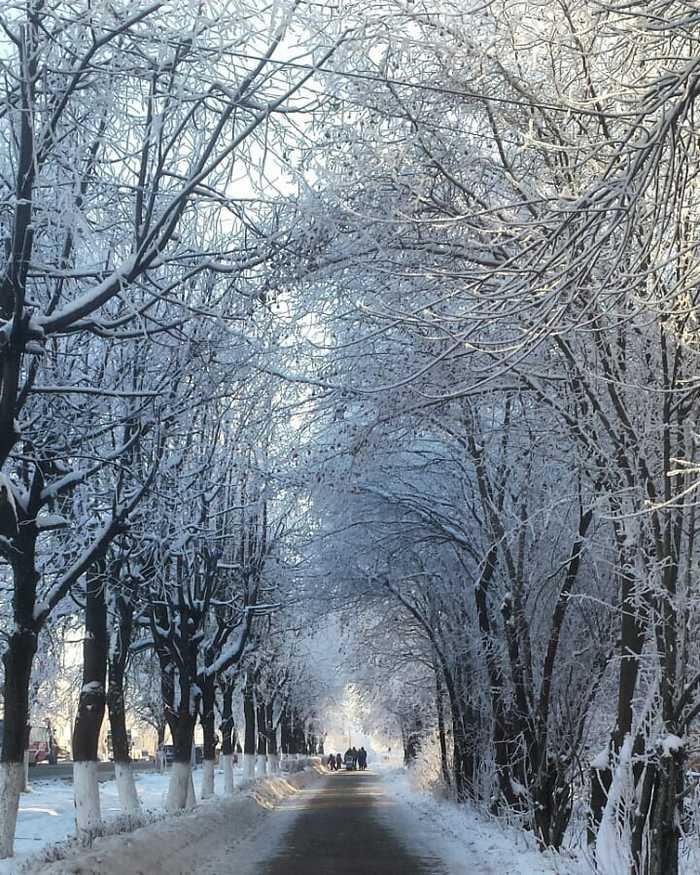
[0,769,205,874]
[31,765,324,875]
[376,765,589,875]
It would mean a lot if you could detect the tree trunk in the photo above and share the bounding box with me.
[0,553,39,859]
[291,708,306,756]
[256,699,268,777]
[646,742,684,875]
[161,661,198,811]
[588,759,611,847]
[266,702,279,774]
[220,682,236,794]
[153,596,201,813]
[435,667,451,789]
[590,542,645,864]
[200,676,217,799]
[531,508,594,848]
[72,567,108,840]
[165,714,197,812]
[473,545,519,808]
[280,706,292,756]
[107,593,140,816]
[243,673,256,781]
[402,706,423,764]
[437,654,475,801]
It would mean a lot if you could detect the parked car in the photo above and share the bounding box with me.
[28,725,54,765]
[158,744,205,765]
[0,720,59,765]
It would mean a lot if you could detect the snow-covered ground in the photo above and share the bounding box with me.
[32,766,323,875]
[376,766,590,875]
[378,765,700,875]
[9,757,700,875]
[5,761,586,875]
[0,765,243,874]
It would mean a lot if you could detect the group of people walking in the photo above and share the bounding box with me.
[327,746,368,771]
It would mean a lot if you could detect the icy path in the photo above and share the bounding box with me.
[201,770,448,875]
[199,768,582,875]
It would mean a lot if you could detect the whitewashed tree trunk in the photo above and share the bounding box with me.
[222,754,235,794]
[243,752,256,782]
[268,753,280,774]
[200,759,215,799]
[186,768,196,808]
[115,762,141,815]
[165,762,191,813]
[74,761,102,839]
[0,763,24,858]
[255,754,268,778]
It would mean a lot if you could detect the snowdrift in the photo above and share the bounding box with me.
[31,764,325,875]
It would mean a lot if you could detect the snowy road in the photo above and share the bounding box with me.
[226,770,449,875]
[201,768,581,875]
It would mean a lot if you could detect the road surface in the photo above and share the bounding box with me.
[207,770,450,875]
[31,760,156,783]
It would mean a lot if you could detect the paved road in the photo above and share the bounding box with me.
[31,760,156,782]
[257,770,448,875]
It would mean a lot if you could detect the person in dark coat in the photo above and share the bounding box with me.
[335,752,342,770]
[327,753,336,771]
[359,747,367,770]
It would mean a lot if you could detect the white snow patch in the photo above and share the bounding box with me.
[375,765,588,875]
[0,765,245,873]
[660,734,684,757]
[32,765,324,875]
[591,748,610,770]
[35,514,69,531]
[80,681,104,695]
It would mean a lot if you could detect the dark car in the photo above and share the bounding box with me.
[160,744,204,765]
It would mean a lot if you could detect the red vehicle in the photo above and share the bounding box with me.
[28,725,55,766]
